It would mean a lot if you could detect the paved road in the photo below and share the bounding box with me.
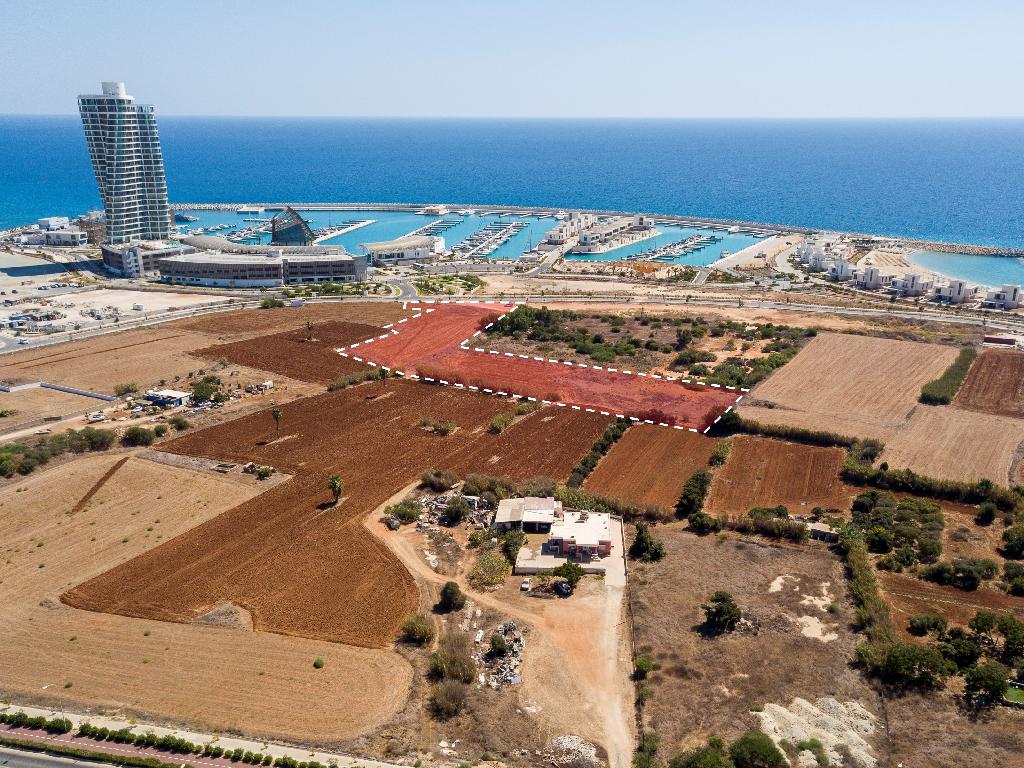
[0,746,91,768]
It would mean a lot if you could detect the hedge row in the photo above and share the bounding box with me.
[566,418,632,488]
[919,346,977,405]
[708,409,858,449]
[0,711,72,733]
[841,457,1022,511]
[556,486,666,521]
[0,734,194,768]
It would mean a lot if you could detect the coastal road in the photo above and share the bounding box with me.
[0,747,92,768]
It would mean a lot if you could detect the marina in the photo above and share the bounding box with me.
[622,234,724,262]
[451,220,529,258]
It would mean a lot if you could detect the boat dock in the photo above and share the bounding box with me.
[408,218,464,237]
[312,219,374,243]
[624,234,723,262]
[452,220,528,258]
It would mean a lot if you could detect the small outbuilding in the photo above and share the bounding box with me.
[493,497,561,533]
[144,389,191,408]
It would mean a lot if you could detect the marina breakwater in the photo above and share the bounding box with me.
[169,202,1024,257]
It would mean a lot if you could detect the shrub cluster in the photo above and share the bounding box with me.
[850,491,944,566]
[676,470,712,519]
[418,417,456,436]
[921,558,998,591]
[428,632,475,718]
[327,369,387,391]
[122,426,156,447]
[556,486,664,521]
[0,426,114,477]
[708,409,858,448]
[420,469,458,492]
[469,549,511,588]
[721,506,808,543]
[708,438,731,467]
[566,417,631,488]
[919,346,977,404]
[629,522,666,562]
[842,458,1021,511]
[386,499,421,524]
[0,711,72,733]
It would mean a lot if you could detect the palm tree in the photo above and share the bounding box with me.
[328,474,344,505]
[271,407,282,437]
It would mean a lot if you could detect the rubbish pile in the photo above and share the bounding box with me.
[548,735,599,768]
[475,620,527,689]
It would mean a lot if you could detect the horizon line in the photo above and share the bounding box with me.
[4,112,1024,121]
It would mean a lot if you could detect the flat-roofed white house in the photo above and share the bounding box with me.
[547,511,612,559]
[857,266,893,290]
[983,283,1023,309]
[893,272,935,297]
[935,279,978,304]
[493,497,562,532]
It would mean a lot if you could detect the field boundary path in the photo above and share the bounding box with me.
[70,455,129,513]
[337,300,742,432]
[0,706,405,768]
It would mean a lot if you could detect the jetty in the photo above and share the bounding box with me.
[452,221,528,258]
[624,234,723,262]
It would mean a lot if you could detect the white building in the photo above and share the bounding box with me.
[574,215,655,253]
[857,266,894,290]
[983,283,1023,309]
[547,511,613,558]
[935,279,978,304]
[43,229,89,247]
[360,235,445,265]
[493,497,562,532]
[543,211,596,247]
[892,272,935,297]
[37,216,70,231]
[827,259,857,281]
[78,82,173,244]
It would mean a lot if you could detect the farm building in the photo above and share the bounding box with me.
[145,389,190,407]
[547,511,612,559]
[493,497,561,532]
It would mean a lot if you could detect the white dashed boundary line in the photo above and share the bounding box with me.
[334,299,744,433]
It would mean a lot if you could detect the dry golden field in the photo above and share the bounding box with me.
[0,451,412,742]
[738,332,958,439]
[0,386,100,428]
[879,405,1024,484]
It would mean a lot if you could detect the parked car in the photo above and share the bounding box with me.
[520,578,532,592]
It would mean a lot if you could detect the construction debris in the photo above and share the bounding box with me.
[474,620,527,689]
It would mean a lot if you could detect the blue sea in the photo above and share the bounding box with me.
[3,116,1024,275]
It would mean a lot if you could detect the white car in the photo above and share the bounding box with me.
[18,339,30,345]
[520,578,532,592]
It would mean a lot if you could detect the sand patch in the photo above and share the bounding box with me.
[195,601,254,631]
[800,581,834,612]
[794,615,839,643]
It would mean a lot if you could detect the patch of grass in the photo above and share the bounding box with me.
[920,346,977,405]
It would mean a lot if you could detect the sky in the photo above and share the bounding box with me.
[2,0,1024,118]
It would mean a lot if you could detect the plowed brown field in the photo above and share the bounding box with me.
[955,348,1024,418]
[168,302,409,340]
[195,320,384,383]
[583,425,716,509]
[704,435,855,515]
[348,303,739,430]
[64,380,604,647]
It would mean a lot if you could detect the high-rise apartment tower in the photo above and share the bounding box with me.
[78,81,173,244]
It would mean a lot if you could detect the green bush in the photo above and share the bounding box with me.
[429,632,475,683]
[708,438,732,467]
[401,612,435,645]
[437,581,466,613]
[552,561,585,587]
[113,382,138,396]
[702,591,741,633]
[629,522,666,562]
[489,633,508,656]
[420,469,458,492]
[964,660,1010,708]
[668,736,732,768]
[430,679,468,718]
[168,415,191,431]
[1003,525,1024,558]
[259,297,285,309]
[489,411,516,433]
[676,470,712,518]
[919,346,977,404]
[729,731,785,768]
[121,426,155,447]
[312,657,324,669]
[153,424,168,437]
[908,614,947,637]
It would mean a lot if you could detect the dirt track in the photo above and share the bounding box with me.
[584,425,715,510]
[64,380,605,648]
[344,303,739,430]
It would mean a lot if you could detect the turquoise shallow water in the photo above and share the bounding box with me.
[177,208,760,264]
[908,251,1024,288]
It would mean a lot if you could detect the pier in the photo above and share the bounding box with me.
[624,234,724,263]
[452,221,528,258]
[407,218,464,237]
[312,219,373,244]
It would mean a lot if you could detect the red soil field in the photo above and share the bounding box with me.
[704,435,856,515]
[346,303,738,430]
[583,425,716,510]
[63,380,603,647]
[954,348,1024,418]
[196,320,384,384]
